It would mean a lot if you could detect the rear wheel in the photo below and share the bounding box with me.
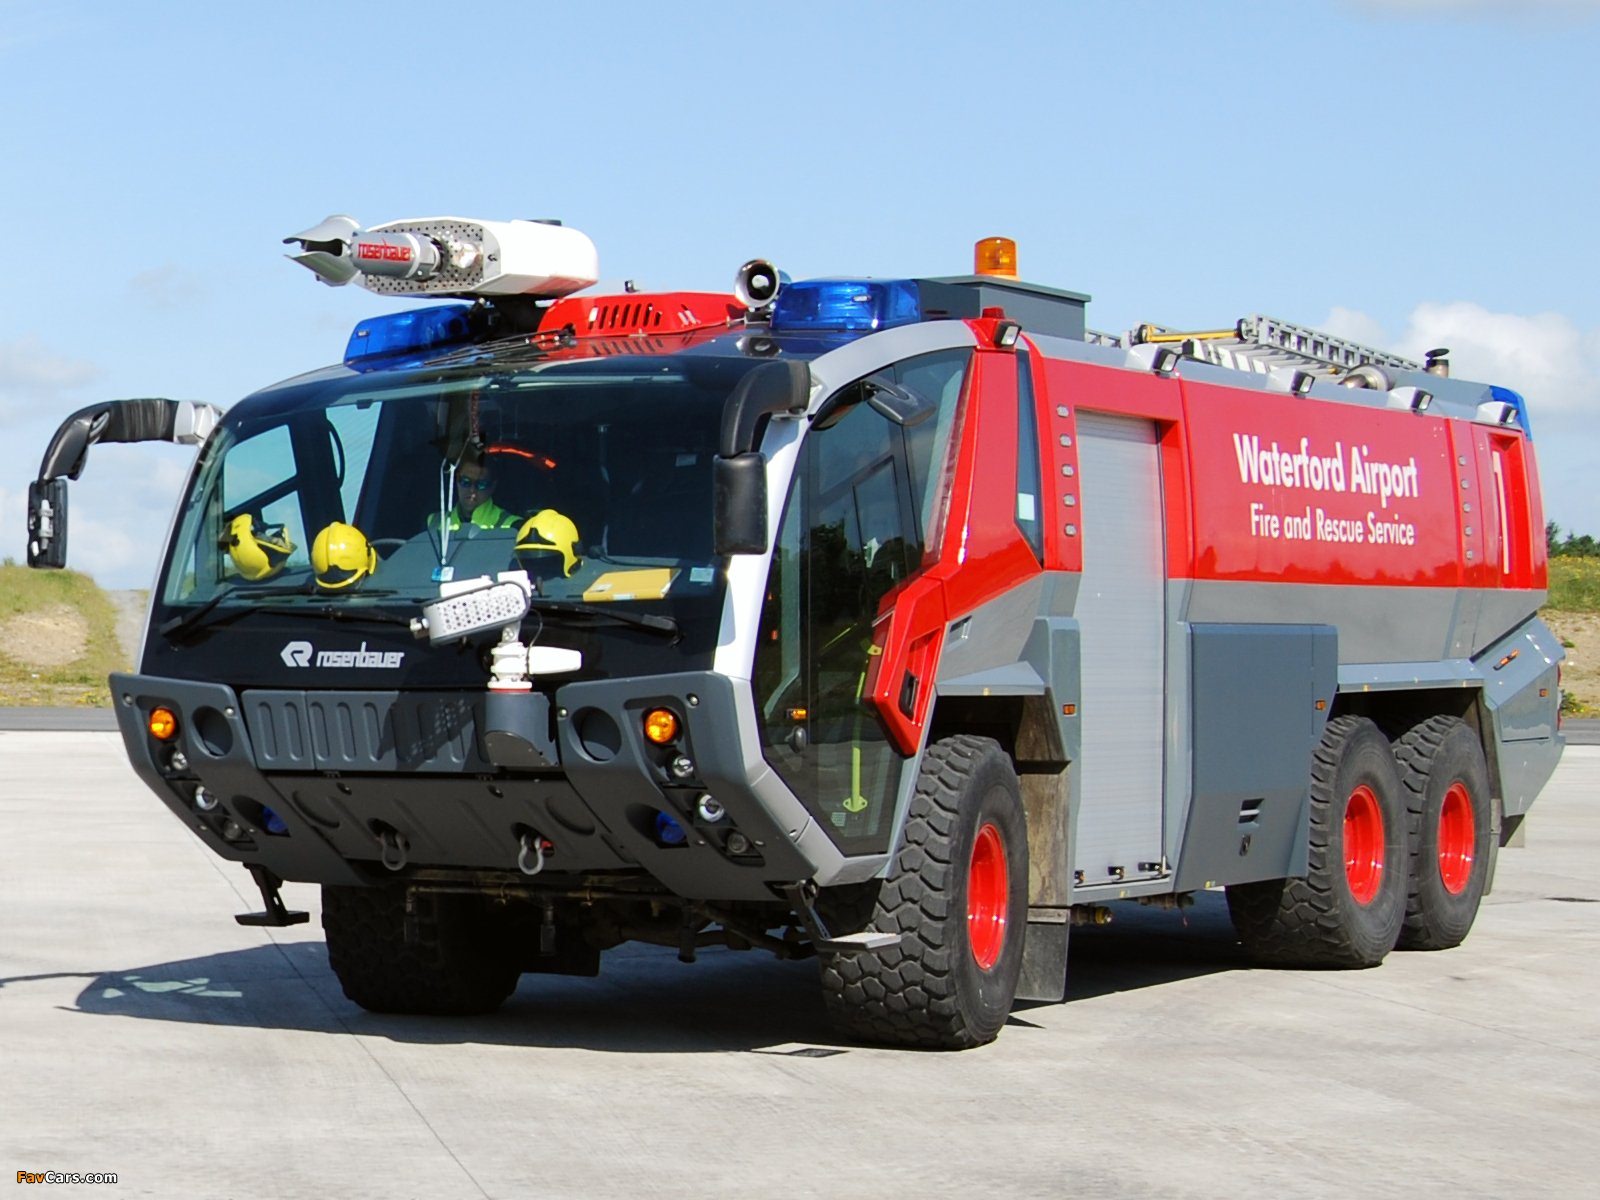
[820,735,1028,1049]
[1227,715,1406,967]
[322,884,520,1015]
[1393,716,1492,950]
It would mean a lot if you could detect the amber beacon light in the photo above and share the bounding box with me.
[974,236,1018,278]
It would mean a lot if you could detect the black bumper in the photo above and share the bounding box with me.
[109,671,820,901]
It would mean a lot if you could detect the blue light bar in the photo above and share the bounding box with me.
[345,303,475,364]
[770,279,922,333]
[1488,385,1532,438]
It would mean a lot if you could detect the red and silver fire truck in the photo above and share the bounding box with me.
[28,218,1563,1048]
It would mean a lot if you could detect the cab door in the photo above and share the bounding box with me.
[752,385,922,856]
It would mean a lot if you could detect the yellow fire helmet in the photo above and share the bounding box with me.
[222,514,295,581]
[311,521,377,590]
[515,509,581,580]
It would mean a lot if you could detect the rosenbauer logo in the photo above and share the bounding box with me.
[355,241,413,263]
[280,640,404,670]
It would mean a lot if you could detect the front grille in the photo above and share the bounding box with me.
[243,690,492,773]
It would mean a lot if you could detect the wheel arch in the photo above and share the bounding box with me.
[1330,685,1500,801]
[924,691,1075,1000]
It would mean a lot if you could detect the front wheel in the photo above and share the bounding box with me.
[819,735,1028,1049]
[322,884,520,1015]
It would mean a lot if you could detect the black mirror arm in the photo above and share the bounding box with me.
[37,398,222,482]
[718,360,811,457]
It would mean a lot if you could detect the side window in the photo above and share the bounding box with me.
[222,427,309,557]
[895,350,970,555]
[1015,350,1043,560]
[216,425,311,584]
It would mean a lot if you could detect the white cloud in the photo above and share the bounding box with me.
[1324,301,1598,415]
[128,264,209,310]
[1321,301,1600,537]
[0,337,101,421]
[1322,306,1390,352]
[1399,303,1598,416]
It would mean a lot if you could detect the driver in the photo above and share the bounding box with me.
[430,448,522,533]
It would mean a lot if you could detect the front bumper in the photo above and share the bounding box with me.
[109,671,875,900]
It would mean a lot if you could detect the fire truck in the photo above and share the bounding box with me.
[27,217,1564,1049]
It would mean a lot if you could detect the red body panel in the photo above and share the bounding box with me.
[867,346,1044,753]
[1038,358,1193,576]
[861,333,1547,754]
[1177,380,1464,586]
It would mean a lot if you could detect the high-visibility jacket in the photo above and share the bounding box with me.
[429,500,521,532]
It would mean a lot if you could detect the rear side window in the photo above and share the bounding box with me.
[896,349,970,556]
[1015,350,1043,561]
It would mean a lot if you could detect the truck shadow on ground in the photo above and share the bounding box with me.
[1061,890,1253,1003]
[19,892,1250,1054]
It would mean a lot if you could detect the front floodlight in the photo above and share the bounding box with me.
[411,574,532,645]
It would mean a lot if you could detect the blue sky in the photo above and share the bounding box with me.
[2,0,1597,587]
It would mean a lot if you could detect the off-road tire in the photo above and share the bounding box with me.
[1226,715,1406,967]
[322,884,520,1015]
[819,735,1028,1050]
[1393,716,1492,950]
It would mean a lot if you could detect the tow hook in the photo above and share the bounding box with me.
[378,827,409,872]
[517,831,553,877]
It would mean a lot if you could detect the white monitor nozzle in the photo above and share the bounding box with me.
[410,573,533,645]
[284,214,599,299]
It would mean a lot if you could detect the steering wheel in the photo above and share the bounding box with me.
[368,538,407,560]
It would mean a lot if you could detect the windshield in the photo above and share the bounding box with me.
[158,355,758,623]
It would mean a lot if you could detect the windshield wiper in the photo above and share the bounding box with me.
[158,583,313,643]
[159,586,411,644]
[525,600,679,640]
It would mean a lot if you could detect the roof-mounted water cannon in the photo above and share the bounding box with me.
[284,215,600,299]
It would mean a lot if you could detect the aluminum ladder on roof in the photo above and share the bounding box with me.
[1092,314,1422,381]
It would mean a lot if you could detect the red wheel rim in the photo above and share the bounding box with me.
[1343,784,1385,905]
[967,822,1008,970]
[1437,782,1476,895]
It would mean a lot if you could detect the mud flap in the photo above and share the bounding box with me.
[1015,909,1069,1002]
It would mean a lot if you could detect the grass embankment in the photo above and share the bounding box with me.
[0,563,128,706]
[1546,557,1600,611]
[1544,558,1600,717]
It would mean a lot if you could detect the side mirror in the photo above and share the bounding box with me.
[27,478,68,569]
[864,377,936,427]
[714,454,768,556]
[814,376,938,430]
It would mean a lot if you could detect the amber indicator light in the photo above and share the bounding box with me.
[643,708,681,745]
[148,706,179,741]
